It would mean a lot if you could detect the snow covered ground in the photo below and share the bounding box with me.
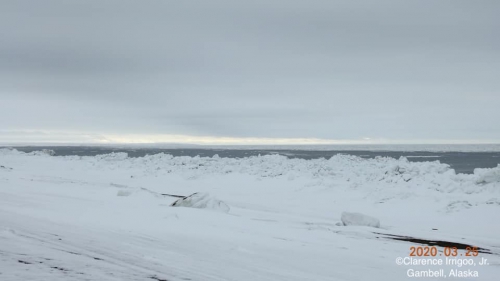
[1,148,499,280]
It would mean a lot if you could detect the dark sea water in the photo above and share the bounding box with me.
[4,146,500,174]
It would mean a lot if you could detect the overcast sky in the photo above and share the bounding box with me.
[1,0,499,144]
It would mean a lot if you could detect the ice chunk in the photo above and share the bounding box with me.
[96,152,129,161]
[171,192,230,213]
[341,212,380,228]
[475,165,500,184]
[116,190,132,197]
[28,149,55,156]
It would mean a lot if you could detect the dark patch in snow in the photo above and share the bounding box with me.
[17,259,75,274]
[375,233,494,255]
[485,199,500,205]
[64,250,81,255]
[149,276,170,281]
[51,266,69,272]
[170,193,198,206]
[17,258,86,276]
[161,193,186,198]
[61,250,104,261]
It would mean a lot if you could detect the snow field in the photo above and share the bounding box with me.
[0,149,499,280]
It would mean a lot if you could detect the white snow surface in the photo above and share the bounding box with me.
[341,212,380,228]
[0,149,499,280]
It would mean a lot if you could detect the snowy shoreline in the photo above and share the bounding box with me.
[1,148,499,280]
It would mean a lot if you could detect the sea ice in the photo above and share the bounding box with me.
[1,148,499,281]
[475,165,500,184]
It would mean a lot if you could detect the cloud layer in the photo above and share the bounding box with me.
[1,1,499,144]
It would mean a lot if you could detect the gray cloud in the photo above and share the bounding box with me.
[1,0,499,143]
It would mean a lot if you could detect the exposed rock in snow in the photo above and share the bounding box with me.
[341,212,380,228]
[171,192,230,213]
